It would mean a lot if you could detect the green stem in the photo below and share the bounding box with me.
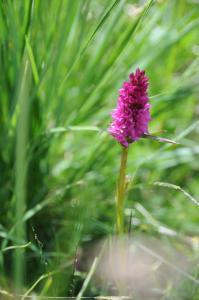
[116,146,128,234]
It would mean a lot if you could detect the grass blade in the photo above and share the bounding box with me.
[14,52,32,290]
[154,182,199,206]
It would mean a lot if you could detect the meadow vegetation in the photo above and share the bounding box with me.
[0,0,199,298]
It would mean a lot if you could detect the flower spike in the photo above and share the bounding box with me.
[108,69,151,147]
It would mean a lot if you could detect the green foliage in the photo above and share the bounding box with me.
[0,0,199,298]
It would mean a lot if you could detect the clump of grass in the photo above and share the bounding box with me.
[0,0,199,298]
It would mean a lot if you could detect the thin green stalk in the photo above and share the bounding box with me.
[116,146,128,234]
[76,257,99,300]
[14,53,32,290]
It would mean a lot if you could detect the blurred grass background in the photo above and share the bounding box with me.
[0,0,199,298]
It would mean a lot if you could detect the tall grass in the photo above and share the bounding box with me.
[0,0,199,298]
